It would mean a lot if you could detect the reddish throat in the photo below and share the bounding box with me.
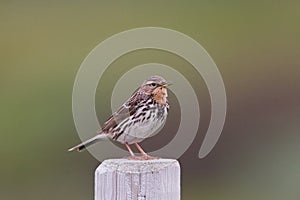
[152,87,168,105]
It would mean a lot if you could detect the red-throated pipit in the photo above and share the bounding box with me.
[69,75,170,160]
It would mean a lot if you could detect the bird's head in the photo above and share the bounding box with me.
[140,75,171,105]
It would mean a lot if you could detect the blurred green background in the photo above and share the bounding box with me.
[1,1,300,200]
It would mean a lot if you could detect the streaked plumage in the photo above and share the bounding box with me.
[69,75,170,160]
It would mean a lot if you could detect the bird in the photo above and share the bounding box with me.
[68,75,171,160]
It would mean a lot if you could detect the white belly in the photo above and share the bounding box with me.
[116,105,168,144]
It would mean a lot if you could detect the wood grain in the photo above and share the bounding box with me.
[95,158,180,200]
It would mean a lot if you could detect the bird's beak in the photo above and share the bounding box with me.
[161,82,172,88]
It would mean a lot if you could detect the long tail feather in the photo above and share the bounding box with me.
[68,134,108,152]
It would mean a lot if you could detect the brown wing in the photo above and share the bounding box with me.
[98,90,149,134]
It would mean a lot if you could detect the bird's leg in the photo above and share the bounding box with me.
[134,143,159,160]
[125,143,145,160]
[125,142,135,157]
[134,143,147,156]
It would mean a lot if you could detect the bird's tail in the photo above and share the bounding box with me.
[68,134,108,152]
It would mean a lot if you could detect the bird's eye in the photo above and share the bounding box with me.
[150,83,157,87]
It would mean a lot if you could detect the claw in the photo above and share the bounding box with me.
[127,154,159,160]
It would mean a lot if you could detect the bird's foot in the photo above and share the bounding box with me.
[142,154,159,160]
[127,154,159,160]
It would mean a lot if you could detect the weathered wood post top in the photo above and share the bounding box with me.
[95,158,180,200]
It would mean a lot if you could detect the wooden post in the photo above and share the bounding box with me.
[95,158,180,200]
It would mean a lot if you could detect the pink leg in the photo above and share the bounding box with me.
[134,143,147,156]
[134,143,159,160]
[125,142,135,157]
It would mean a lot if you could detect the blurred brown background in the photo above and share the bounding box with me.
[1,1,299,200]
